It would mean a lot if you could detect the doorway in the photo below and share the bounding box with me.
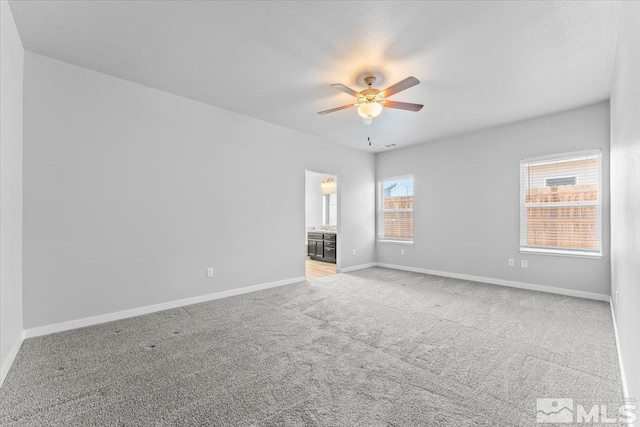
[305,170,338,279]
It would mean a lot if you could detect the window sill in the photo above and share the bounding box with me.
[378,240,414,246]
[519,247,603,259]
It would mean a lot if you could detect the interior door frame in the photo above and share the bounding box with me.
[305,169,341,275]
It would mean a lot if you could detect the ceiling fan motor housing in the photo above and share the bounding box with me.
[358,77,385,107]
[357,91,386,106]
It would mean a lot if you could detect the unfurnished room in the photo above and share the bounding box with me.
[1,1,639,425]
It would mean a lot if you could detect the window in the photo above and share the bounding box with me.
[378,176,413,243]
[520,150,602,257]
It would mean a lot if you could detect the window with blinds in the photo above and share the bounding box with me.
[378,176,414,243]
[520,150,602,257]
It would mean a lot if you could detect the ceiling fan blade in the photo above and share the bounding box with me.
[317,104,356,115]
[384,101,423,112]
[330,83,360,97]
[381,76,420,98]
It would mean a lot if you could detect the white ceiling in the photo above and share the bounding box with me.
[9,1,621,152]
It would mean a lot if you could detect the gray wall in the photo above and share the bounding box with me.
[23,53,375,329]
[611,1,640,402]
[376,102,611,296]
[0,0,24,378]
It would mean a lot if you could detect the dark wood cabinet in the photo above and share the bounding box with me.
[308,239,323,258]
[307,232,336,263]
[323,245,336,262]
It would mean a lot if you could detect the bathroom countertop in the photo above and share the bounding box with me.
[307,230,337,235]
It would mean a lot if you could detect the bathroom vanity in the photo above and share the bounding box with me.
[307,231,336,263]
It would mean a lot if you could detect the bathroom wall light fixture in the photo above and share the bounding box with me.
[321,178,336,194]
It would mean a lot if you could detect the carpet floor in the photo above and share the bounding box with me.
[0,267,623,426]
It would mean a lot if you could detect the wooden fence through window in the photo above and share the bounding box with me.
[525,185,598,249]
[382,196,413,241]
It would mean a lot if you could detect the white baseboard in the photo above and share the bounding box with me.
[7,262,615,389]
[1,330,25,387]
[337,263,377,273]
[24,261,607,340]
[374,263,610,302]
[610,299,630,401]
[24,276,306,339]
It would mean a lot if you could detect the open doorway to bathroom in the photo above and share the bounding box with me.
[305,170,338,279]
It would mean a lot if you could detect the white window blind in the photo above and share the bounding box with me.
[520,150,602,257]
[378,176,414,243]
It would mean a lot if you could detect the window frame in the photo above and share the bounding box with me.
[377,175,414,245]
[519,149,603,259]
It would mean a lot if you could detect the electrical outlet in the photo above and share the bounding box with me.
[401,249,405,256]
[521,260,528,269]
[206,267,213,277]
[352,249,356,256]
[508,258,515,267]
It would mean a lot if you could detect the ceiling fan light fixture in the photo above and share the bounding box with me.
[318,76,423,130]
[357,101,383,119]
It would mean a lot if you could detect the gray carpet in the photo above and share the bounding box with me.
[0,267,623,426]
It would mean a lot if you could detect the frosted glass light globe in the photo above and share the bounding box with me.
[357,102,383,119]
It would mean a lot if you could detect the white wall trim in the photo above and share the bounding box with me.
[374,263,610,301]
[610,298,630,401]
[7,264,615,387]
[22,262,610,340]
[1,330,25,388]
[24,276,305,339]
[337,263,377,273]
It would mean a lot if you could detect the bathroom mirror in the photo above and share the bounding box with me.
[322,193,337,226]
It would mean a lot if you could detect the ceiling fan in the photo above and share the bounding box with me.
[318,76,423,119]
